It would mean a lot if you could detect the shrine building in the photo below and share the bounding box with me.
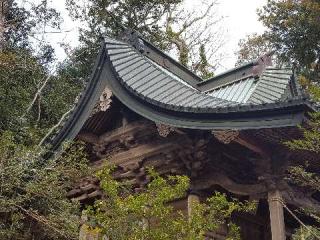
[45,31,319,240]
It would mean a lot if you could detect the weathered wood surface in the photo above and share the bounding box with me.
[268,190,286,240]
[67,114,320,240]
[70,119,320,223]
[193,173,267,195]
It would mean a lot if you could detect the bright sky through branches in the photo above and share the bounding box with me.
[43,0,267,73]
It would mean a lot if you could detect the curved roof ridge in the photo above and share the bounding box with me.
[105,37,240,112]
[115,30,203,87]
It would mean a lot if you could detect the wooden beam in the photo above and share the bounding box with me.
[78,120,154,145]
[268,190,286,240]
[77,132,99,144]
[234,137,269,159]
[193,172,267,196]
[92,141,181,170]
[98,120,154,144]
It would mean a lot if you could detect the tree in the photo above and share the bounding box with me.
[284,112,320,238]
[65,0,182,77]
[283,83,320,238]
[196,44,214,79]
[164,0,223,77]
[67,0,183,49]
[258,0,320,80]
[0,0,9,50]
[0,0,84,135]
[0,4,90,236]
[3,0,60,59]
[0,132,89,240]
[66,0,223,78]
[235,33,272,66]
[236,0,320,80]
[84,166,256,240]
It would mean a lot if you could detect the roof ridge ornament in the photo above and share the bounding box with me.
[119,29,145,54]
[91,87,113,116]
[251,51,274,77]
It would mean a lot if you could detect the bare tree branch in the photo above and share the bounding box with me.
[21,66,55,119]
[39,108,72,146]
[177,1,215,36]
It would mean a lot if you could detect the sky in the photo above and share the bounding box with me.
[43,0,267,73]
[217,0,267,70]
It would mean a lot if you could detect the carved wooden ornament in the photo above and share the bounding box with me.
[156,123,175,137]
[91,87,113,115]
[99,87,112,111]
[212,130,239,144]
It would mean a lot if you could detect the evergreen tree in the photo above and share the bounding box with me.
[0,0,83,134]
[0,2,89,238]
[258,0,320,80]
[235,33,272,66]
[236,0,320,81]
[0,132,89,240]
[285,109,320,238]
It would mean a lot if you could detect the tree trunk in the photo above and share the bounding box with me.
[0,0,8,51]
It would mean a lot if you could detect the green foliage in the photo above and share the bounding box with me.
[0,1,84,136]
[39,64,85,128]
[258,0,320,80]
[299,75,320,102]
[285,112,320,154]
[85,166,256,240]
[285,85,320,237]
[4,0,61,61]
[236,0,320,81]
[66,0,182,50]
[0,48,83,133]
[0,132,89,240]
[66,0,221,79]
[292,226,320,240]
[0,50,42,131]
[65,0,179,78]
[196,44,214,79]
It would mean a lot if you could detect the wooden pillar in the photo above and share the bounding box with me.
[188,190,200,220]
[268,190,285,240]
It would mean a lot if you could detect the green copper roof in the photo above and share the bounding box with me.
[44,32,315,151]
[207,68,295,104]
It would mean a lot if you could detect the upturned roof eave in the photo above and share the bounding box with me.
[103,40,312,129]
[44,38,315,152]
